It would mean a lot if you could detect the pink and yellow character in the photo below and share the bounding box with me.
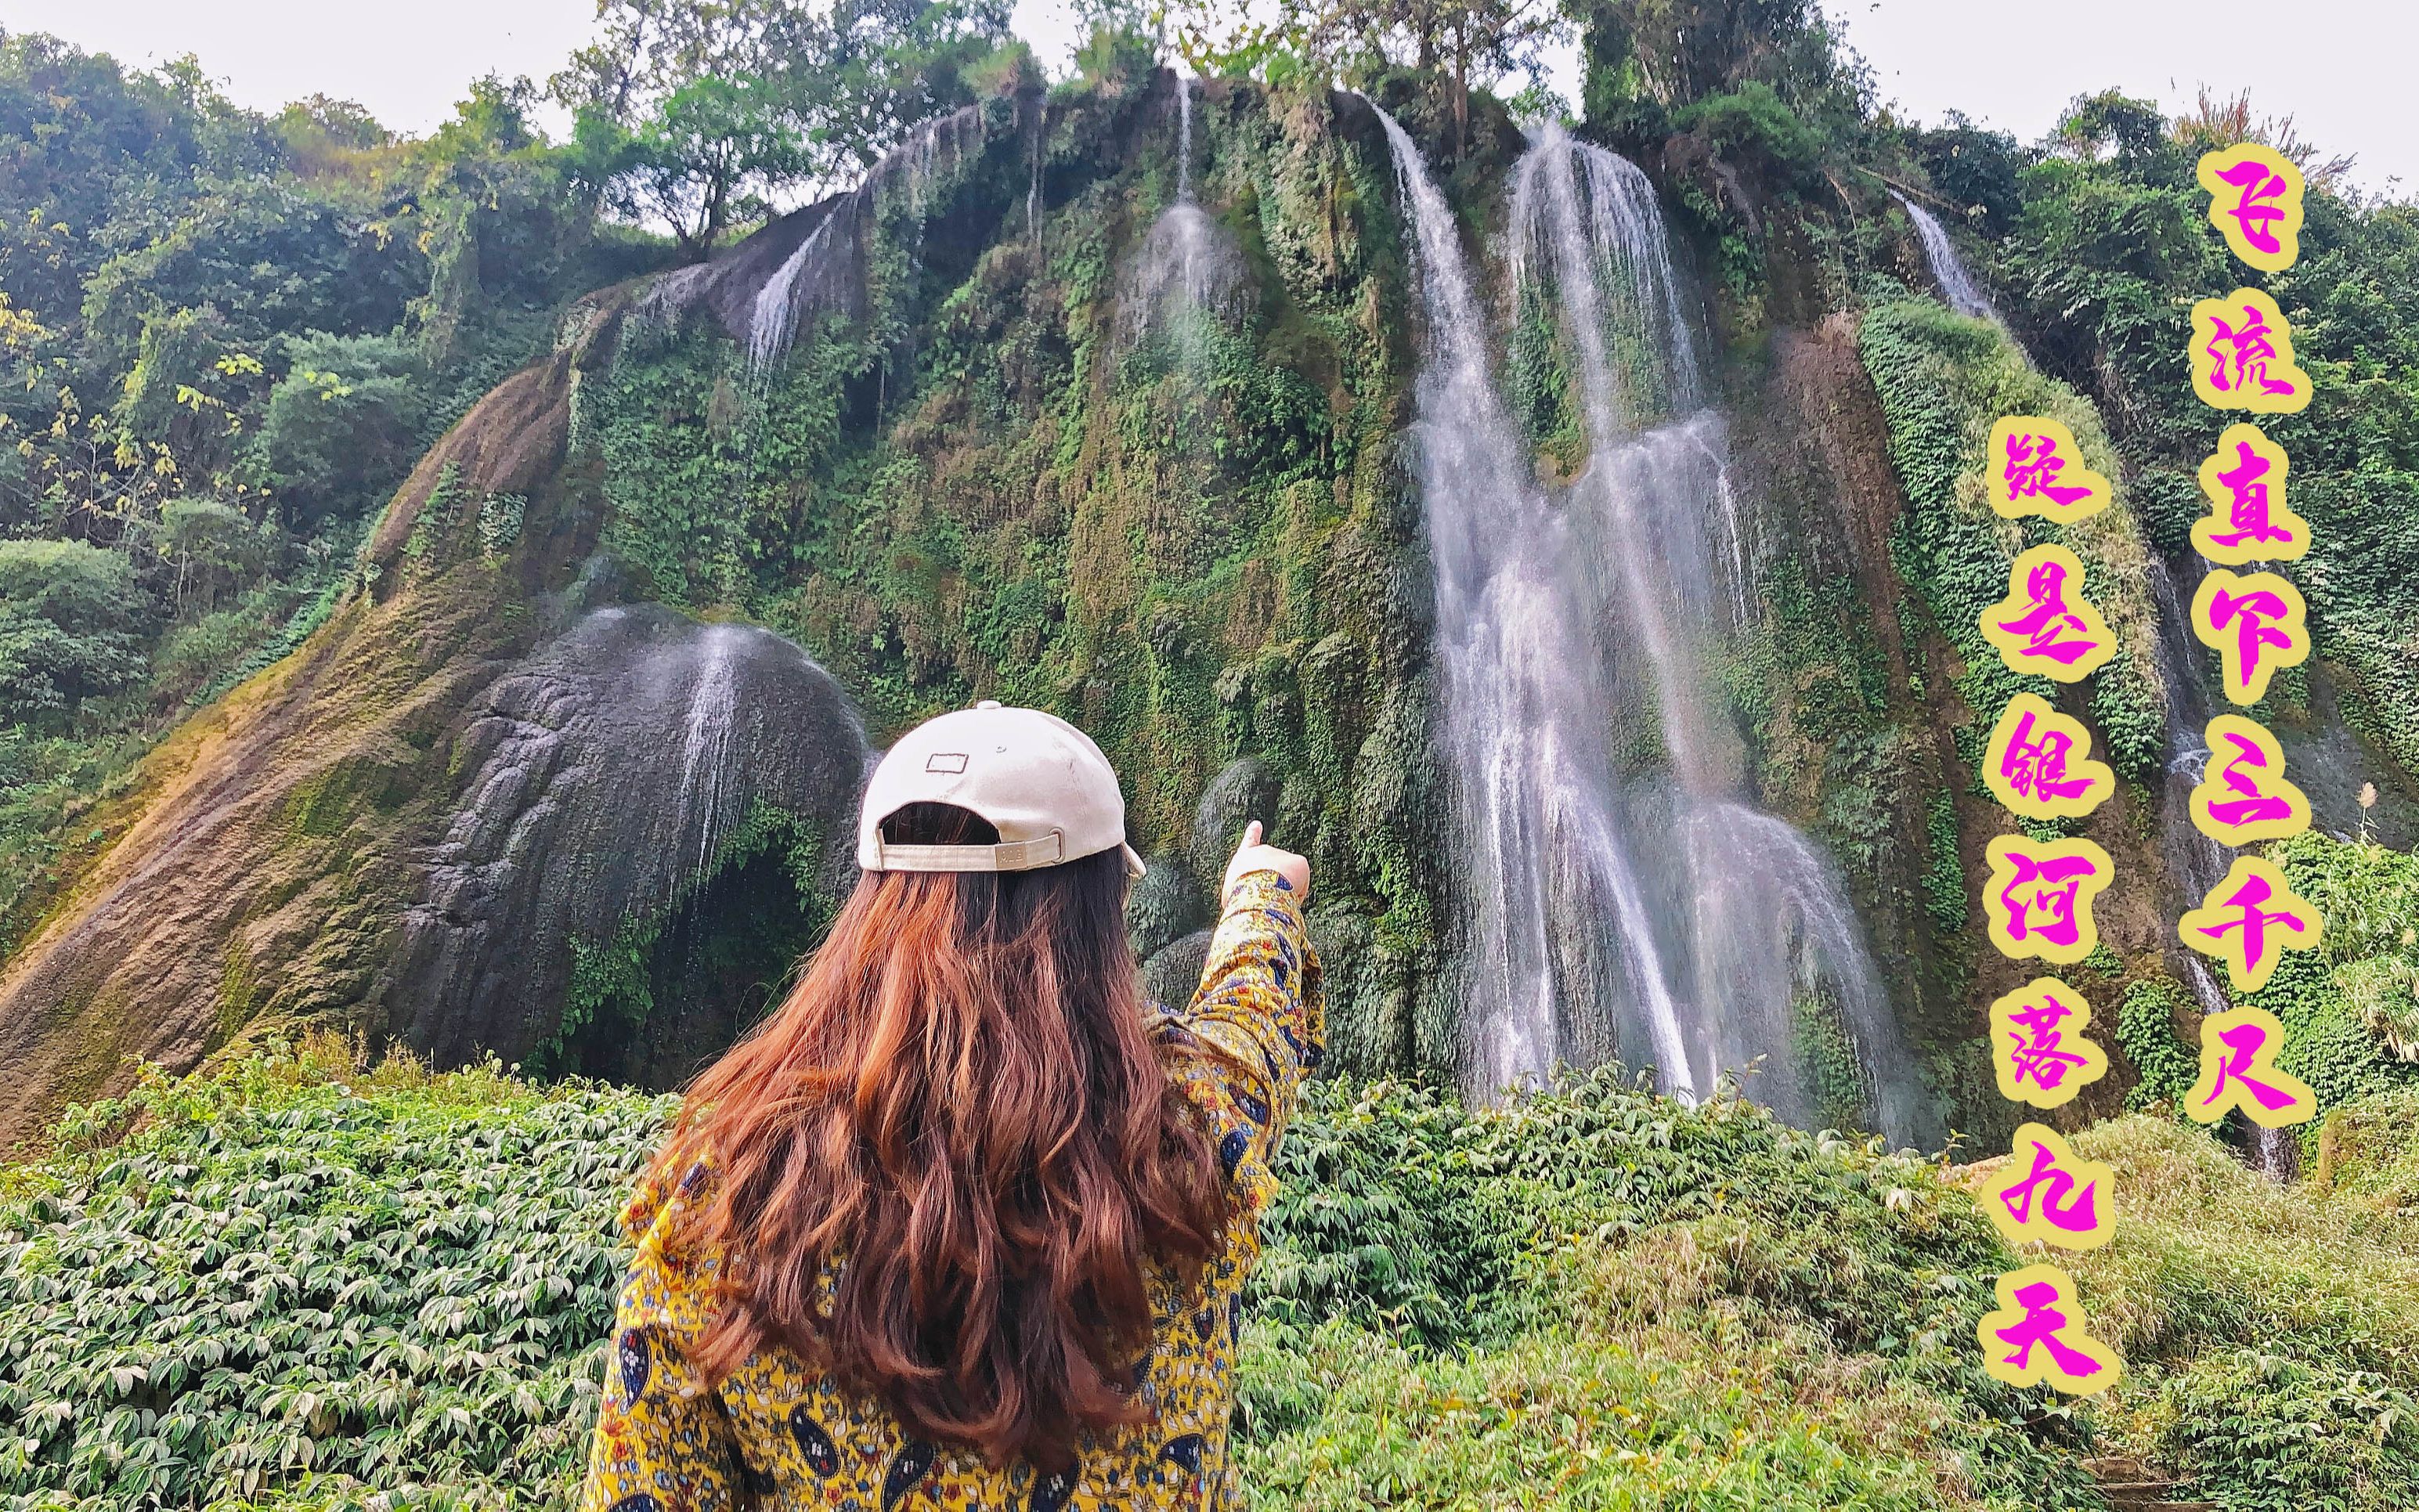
[1985,1124,2118,1251]
[2184,1004,2316,1129]
[2179,856,2323,994]
[1984,835,2114,966]
[2190,289,2312,415]
[2193,424,2307,565]
[1987,417,2111,525]
[2197,143,2305,273]
[1987,976,2109,1110]
[1980,545,2117,684]
[1984,693,2115,822]
[1977,1264,2122,1395]
[2188,715,2311,846]
[2190,567,2309,706]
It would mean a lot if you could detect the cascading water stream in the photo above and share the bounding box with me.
[2146,555,2230,1012]
[393,607,866,1074]
[673,623,746,890]
[1027,99,1047,243]
[2147,554,2300,1178]
[738,105,984,375]
[1176,73,1193,202]
[1370,104,1698,1104]
[1127,76,1237,351]
[1893,191,2001,323]
[1511,127,1930,1144]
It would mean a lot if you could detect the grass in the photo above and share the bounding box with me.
[5,1037,2418,1510]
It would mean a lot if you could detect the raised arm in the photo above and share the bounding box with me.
[1161,822,1323,1198]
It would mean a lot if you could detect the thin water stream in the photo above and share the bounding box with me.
[1127,76,1237,352]
[1894,192,2001,323]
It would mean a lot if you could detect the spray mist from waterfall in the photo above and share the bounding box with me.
[1378,109,1933,1144]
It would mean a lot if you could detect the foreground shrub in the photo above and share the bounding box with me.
[13,1047,2419,1508]
[0,1045,666,1507]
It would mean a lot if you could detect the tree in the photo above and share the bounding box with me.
[555,0,830,260]
[157,496,272,616]
[552,0,1007,259]
[1579,0,1848,110]
[238,330,424,530]
[1286,0,1562,153]
[0,539,148,723]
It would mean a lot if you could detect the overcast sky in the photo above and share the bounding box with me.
[0,0,2406,197]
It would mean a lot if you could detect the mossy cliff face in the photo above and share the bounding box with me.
[1709,299,2172,1139]
[0,356,564,1146]
[0,74,1489,1132]
[0,312,861,1139]
[569,75,1491,1074]
[5,57,2407,1148]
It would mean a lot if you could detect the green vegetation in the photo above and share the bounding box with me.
[6,0,2414,1123]
[2067,1114,2419,1511]
[1953,88,2419,782]
[17,1041,2419,1508]
[1857,298,2163,784]
[0,34,647,948]
[2,2,2418,1502]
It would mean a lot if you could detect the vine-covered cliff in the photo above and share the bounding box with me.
[2,9,2414,1169]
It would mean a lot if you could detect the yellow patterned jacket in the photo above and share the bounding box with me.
[577,871,1323,1512]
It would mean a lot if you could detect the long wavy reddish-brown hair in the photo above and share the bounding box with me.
[648,802,1228,1469]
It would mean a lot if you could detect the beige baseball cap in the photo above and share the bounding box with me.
[857,701,1146,878]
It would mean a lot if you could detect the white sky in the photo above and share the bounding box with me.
[0,0,2406,197]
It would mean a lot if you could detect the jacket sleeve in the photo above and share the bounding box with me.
[1162,869,1324,1203]
[579,1175,742,1511]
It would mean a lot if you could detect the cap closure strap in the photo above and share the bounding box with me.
[874,831,1066,872]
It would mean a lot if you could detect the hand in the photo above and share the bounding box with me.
[1222,820,1309,903]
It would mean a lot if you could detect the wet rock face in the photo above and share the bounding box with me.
[1127,850,1208,963]
[1190,757,1284,898]
[388,605,868,1069]
[1141,928,1214,1011]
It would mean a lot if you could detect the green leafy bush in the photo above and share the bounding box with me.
[2154,1349,2419,1512]
[22,1048,2419,1508]
[240,332,426,529]
[0,541,149,725]
[0,1050,2055,1510]
[0,1047,663,1507]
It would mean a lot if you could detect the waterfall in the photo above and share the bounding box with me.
[1176,74,1193,202]
[1512,126,1928,1143]
[2146,554,2229,1007]
[1371,106,1697,1104]
[673,622,746,889]
[1892,191,2000,323]
[747,209,854,373]
[739,105,985,375]
[1027,99,1047,244]
[1376,109,1929,1142]
[1125,76,1237,350]
[2146,554,2305,1178]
